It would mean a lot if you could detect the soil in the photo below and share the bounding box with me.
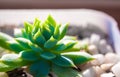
[6,68,54,77]
[6,68,28,77]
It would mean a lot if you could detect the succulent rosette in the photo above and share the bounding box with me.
[0,15,94,77]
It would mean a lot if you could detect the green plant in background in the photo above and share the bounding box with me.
[0,15,94,77]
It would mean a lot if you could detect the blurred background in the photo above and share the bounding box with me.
[0,0,120,27]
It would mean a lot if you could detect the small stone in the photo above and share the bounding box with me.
[93,66,105,77]
[106,45,113,53]
[14,28,22,37]
[82,67,96,77]
[91,54,105,66]
[0,72,8,77]
[88,45,99,54]
[100,63,114,72]
[105,53,120,64]
[90,34,100,46]
[100,73,115,77]
[82,38,90,45]
[77,62,92,70]
[111,62,120,77]
[98,39,108,54]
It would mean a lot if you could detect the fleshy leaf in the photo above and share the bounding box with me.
[41,23,52,40]
[0,32,14,50]
[53,24,60,39]
[52,55,76,68]
[55,40,77,52]
[1,54,27,66]
[24,22,32,33]
[21,29,28,38]
[52,64,82,77]
[44,36,58,49]
[33,29,46,45]
[28,32,34,43]
[0,54,28,72]
[32,18,41,35]
[54,43,66,51]
[0,62,17,72]
[47,15,56,26]
[40,52,56,60]
[0,32,14,41]
[29,42,43,53]
[64,41,77,50]
[15,38,31,49]
[59,23,69,40]
[29,60,50,77]
[62,36,77,40]
[7,41,25,53]
[62,52,94,65]
[20,50,39,61]
[0,39,10,50]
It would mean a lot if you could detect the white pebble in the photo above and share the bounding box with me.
[100,63,114,72]
[106,45,113,53]
[91,54,105,65]
[98,39,108,54]
[100,73,115,77]
[105,53,120,64]
[82,67,96,77]
[93,66,104,77]
[90,34,100,46]
[0,72,8,77]
[111,62,120,77]
[77,62,92,70]
[88,45,99,54]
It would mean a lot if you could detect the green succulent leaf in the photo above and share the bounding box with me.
[62,36,77,40]
[53,24,60,39]
[0,54,28,72]
[52,55,76,68]
[33,29,46,45]
[52,64,82,77]
[54,43,66,51]
[20,50,39,61]
[32,18,41,35]
[59,23,69,40]
[29,42,43,53]
[7,41,25,53]
[28,32,34,43]
[21,29,28,38]
[62,52,94,65]
[0,32,14,41]
[0,39,10,50]
[15,38,31,49]
[0,32,14,50]
[0,62,17,72]
[47,15,56,26]
[44,36,58,49]
[0,54,27,66]
[64,41,77,50]
[41,23,52,40]
[55,40,77,52]
[24,22,33,33]
[29,60,50,77]
[40,52,56,60]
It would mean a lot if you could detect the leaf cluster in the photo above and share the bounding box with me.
[0,15,94,77]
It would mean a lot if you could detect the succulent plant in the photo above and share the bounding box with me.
[0,15,94,77]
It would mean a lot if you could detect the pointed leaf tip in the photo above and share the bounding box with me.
[47,15,56,26]
[52,55,76,68]
[59,23,69,40]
